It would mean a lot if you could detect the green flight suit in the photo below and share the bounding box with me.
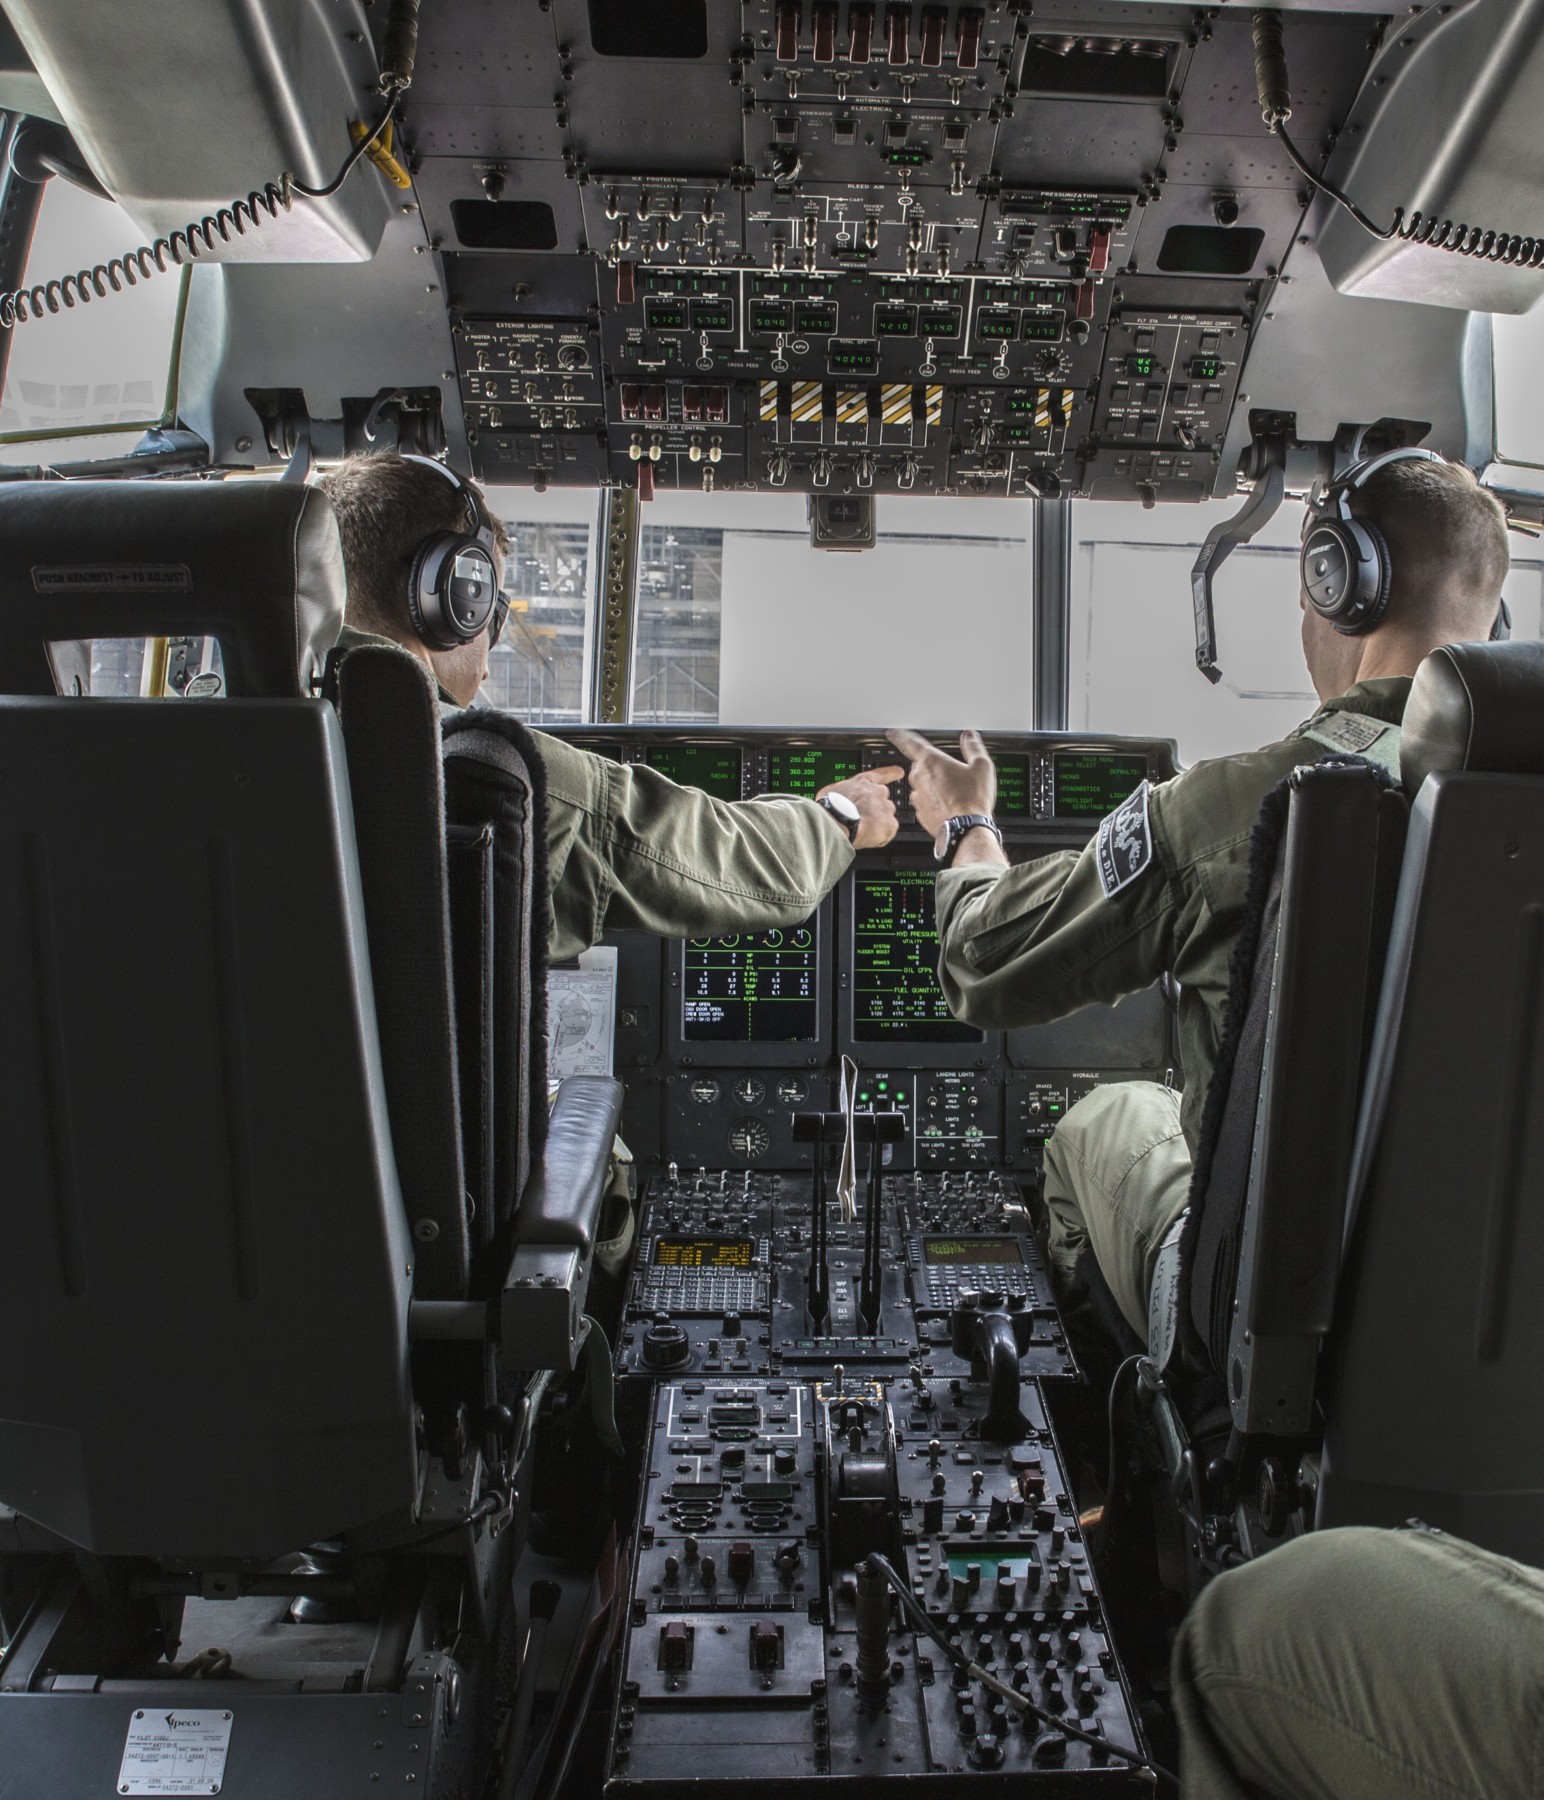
[934,678,1411,1336]
[333,626,854,959]
[1173,1525,1544,1800]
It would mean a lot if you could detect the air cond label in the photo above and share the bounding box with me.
[117,1707,233,1795]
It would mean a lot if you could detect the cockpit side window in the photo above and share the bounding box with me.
[0,172,183,461]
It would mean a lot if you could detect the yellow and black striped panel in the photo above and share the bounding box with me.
[880,382,911,426]
[790,380,824,424]
[759,379,779,423]
[836,389,870,425]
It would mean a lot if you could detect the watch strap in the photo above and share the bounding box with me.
[818,792,861,843]
[937,813,1002,866]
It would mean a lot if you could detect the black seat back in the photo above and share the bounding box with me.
[0,482,418,1559]
[1169,759,1407,1437]
[1321,642,1544,1560]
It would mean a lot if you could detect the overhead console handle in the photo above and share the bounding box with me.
[1190,434,1288,685]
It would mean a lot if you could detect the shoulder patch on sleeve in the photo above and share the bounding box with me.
[1096,780,1153,899]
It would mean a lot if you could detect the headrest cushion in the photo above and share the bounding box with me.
[0,480,345,698]
[1401,640,1544,796]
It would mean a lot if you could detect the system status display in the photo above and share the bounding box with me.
[682,924,820,1043]
[1052,752,1146,819]
[852,873,983,1044]
[653,1235,756,1269]
[645,744,743,800]
[767,746,861,798]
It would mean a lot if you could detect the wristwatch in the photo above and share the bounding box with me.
[818,790,862,843]
[934,812,1002,866]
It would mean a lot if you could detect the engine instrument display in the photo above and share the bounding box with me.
[682,925,820,1043]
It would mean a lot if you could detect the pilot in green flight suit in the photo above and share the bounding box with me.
[894,454,1515,1800]
[892,454,1510,1344]
[318,452,903,956]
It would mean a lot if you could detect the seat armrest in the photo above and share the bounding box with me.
[500,1077,623,1374]
[510,1077,623,1255]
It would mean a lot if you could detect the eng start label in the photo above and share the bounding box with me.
[117,1708,233,1796]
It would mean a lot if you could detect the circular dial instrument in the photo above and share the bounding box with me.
[776,1076,809,1105]
[728,1117,771,1160]
[689,1077,721,1105]
[731,1075,767,1106]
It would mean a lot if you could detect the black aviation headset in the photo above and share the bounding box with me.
[400,453,510,652]
[1301,446,1510,641]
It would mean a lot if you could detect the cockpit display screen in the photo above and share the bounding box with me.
[1051,752,1146,819]
[682,924,820,1043]
[992,753,1032,817]
[654,1236,756,1268]
[644,744,743,799]
[922,1236,1027,1265]
[851,872,984,1044]
[766,746,861,798]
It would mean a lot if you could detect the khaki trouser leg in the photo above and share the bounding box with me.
[1040,1080,1191,1340]
[1173,1526,1544,1800]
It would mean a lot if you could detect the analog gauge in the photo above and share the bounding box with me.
[689,1077,721,1105]
[728,1117,771,1160]
[776,1076,809,1105]
[732,1075,767,1106]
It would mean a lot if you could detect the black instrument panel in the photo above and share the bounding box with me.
[544,725,1179,1174]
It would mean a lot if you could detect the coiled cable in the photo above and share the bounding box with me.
[1254,9,1544,269]
[0,69,409,329]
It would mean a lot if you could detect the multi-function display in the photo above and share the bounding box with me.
[1051,751,1147,819]
[922,1235,1027,1265]
[851,872,983,1044]
[682,924,820,1043]
[653,1236,756,1268]
[766,746,861,798]
[644,744,743,800]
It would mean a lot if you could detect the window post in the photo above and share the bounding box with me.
[1032,495,1071,731]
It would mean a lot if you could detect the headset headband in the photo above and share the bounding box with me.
[399,452,496,549]
[1312,445,1444,517]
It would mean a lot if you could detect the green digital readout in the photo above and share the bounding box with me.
[852,872,984,1044]
[829,338,879,374]
[644,300,688,331]
[884,146,930,166]
[645,744,743,799]
[1189,354,1223,379]
[976,309,1018,340]
[922,1236,1027,1265]
[919,308,961,337]
[766,746,861,797]
[691,299,734,332]
[1022,312,1065,341]
[794,304,837,334]
[1051,752,1147,818]
[992,753,1032,817]
[1126,351,1155,377]
[683,925,819,1043]
[875,306,917,336]
[750,303,792,334]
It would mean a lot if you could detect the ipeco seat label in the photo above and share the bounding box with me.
[117,1707,233,1795]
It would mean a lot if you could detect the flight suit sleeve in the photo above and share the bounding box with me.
[534,732,854,960]
[934,829,1178,1030]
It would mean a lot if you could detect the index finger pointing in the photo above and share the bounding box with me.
[885,726,932,760]
[864,764,906,785]
[959,729,989,764]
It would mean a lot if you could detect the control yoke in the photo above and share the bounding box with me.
[1191,433,1288,685]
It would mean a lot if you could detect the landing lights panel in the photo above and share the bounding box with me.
[669,897,834,1067]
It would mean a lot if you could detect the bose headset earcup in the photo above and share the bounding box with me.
[1300,445,1444,637]
[407,531,499,650]
[400,454,501,651]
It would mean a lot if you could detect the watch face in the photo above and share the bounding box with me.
[824,792,860,825]
[934,822,953,862]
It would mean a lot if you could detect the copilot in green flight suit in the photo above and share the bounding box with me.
[933,678,1410,1338]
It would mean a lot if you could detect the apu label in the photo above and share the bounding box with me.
[1096,780,1153,898]
[117,1707,233,1795]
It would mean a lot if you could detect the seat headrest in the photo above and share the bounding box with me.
[0,480,345,698]
[1401,640,1544,797]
